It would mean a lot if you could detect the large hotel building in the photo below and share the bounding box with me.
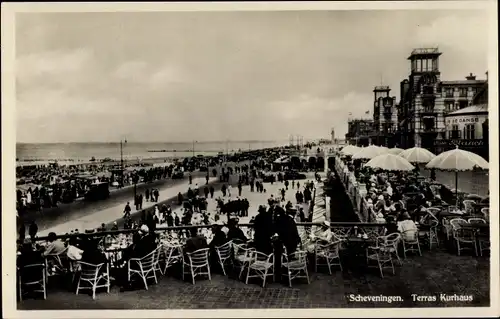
[346,48,489,158]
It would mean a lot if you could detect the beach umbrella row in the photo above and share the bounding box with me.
[352,145,389,160]
[364,154,415,171]
[399,147,436,164]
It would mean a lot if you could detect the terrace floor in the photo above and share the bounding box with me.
[18,246,489,310]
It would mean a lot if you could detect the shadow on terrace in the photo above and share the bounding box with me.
[16,220,490,310]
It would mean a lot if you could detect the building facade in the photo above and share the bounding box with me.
[439,76,489,159]
[345,119,374,146]
[372,86,397,147]
[397,48,487,154]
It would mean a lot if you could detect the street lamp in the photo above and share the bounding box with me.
[120,139,127,187]
[192,140,197,158]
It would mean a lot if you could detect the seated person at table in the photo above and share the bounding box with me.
[226,218,248,244]
[184,227,209,254]
[119,225,157,265]
[43,232,67,272]
[306,220,333,253]
[81,239,108,265]
[397,213,418,236]
[385,183,393,196]
[17,238,45,284]
[375,211,386,223]
[385,216,399,235]
[18,238,44,267]
[209,221,228,249]
[43,232,66,257]
[374,195,386,212]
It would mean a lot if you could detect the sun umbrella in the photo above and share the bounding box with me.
[352,145,389,160]
[425,146,489,205]
[399,147,436,164]
[388,147,404,155]
[340,145,361,156]
[364,154,415,171]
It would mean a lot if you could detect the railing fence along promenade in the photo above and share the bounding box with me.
[30,222,387,243]
[331,151,369,222]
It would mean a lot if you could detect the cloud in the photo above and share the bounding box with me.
[17,49,93,86]
[114,60,148,80]
[13,10,490,143]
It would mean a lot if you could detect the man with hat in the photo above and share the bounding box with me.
[209,220,228,250]
[275,207,301,256]
[306,220,333,253]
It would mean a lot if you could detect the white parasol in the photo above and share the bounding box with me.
[340,145,361,156]
[387,147,404,155]
[364,154,415,171]
[425,146,489,205]
[399,147,436,164]
[352,145,389,160]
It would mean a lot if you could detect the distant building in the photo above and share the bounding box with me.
[371,86,397,147]
[331,127,336,144]
[345,118,374,146]
[440,75,489,159]
[396,48,487,154]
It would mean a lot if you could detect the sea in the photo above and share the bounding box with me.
[16,141,289,162]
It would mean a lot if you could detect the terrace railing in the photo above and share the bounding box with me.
[27,222,387,243]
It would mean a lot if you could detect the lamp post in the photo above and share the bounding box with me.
[120,139,127,187]
[192,140,197,158]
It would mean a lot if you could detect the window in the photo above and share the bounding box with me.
[459,88,467,97]
[450,124,460,139]
[459,100,468,109]
[464,124,475,140]
[445,101,454,112]
[445,88,454,97]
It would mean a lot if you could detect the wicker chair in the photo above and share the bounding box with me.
[162,243,183,275]
[418,219,440,250]
[366,240,395,278]
[233,243,255,279]
[453,228,478,256]
[462,200,476,215]
[127,246,161,290]
[314,240,343,274]
[245,251,274,288]
[281,250,310,287]
[382,233,402,265]
[480,208,489,221]
[45,247,69,280]
[468,218,487,224]
[401,228,422,257]
[18,263,47,301]
[477,229,490,257]
[214,241,233,276]
[182,248,211,285]
[76,262,110,300]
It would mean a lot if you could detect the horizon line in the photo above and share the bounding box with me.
[16,139,292,145]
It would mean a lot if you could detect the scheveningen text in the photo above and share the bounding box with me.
[347,294,403,303]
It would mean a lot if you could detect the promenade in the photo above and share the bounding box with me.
[38,177,217,237]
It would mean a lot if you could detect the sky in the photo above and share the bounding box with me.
[15,9,490,143]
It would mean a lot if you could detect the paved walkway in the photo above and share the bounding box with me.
[18,242,490,309]
[38,177,217,236]
[157,173,317,227]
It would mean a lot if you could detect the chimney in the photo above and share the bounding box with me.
[466,73,476,81]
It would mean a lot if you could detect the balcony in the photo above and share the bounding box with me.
[421,86,435,96]
[421,126,445,133]
[419,107,437,116]
[443,91,454,98]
